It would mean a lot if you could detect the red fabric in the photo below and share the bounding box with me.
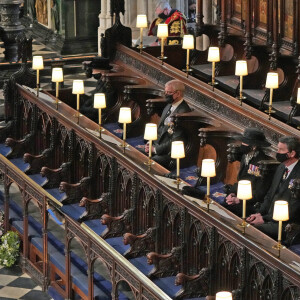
[148,10,187,36]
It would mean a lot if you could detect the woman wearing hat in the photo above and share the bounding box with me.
[223,128,273,216]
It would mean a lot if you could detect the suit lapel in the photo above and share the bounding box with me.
[158,104,172,128]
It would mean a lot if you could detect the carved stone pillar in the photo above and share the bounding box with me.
[0,0,24,62]
[98,0,111,55]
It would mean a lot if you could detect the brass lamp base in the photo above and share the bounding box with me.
[208,81,218,91]
[144,159,155,166]
[265,106,275,120]
[203,195,212,212]
[237,218,249,234]
[157,56,167,64]
[119,142,129,153]
[173,177,181,191]
[236,95,246,106]
[73,113,82,124]
[272,241,285,258]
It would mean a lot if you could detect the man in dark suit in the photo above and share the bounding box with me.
[145,80,191,169]
[246,136,300,240]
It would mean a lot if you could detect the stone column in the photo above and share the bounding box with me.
[0,0,24,62]
[98,0,111,55]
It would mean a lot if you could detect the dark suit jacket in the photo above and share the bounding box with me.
[154,100,191,156]
[260,160,300,223]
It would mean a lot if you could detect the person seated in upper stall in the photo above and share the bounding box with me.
[148,0,187,45]
[144,79,191,169]
[222,128,273,216]
[246,136,300,240]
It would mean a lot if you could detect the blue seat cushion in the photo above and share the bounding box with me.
[126,135,145,151]
[83,219,106,236]
[152,276,181,298]
[129,256,152,276]
[28,174,48,186]
[9,158,30,172]
[0,143,11,157]
[45,188,67,202]
[105,237,130,254]
[103,123,123,138]
[289,244,300,255]
[61,204,86,221]
[48,286,65,300]
[197,182,226,204]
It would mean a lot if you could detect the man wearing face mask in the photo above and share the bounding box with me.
[247,136,300,239]
[145,80,191,169]
[223,128,272,216]
[148,0,187,38]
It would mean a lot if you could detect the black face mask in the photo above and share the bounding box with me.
[240,144,252,155]
[165,94,174,104]
[276,152,289,163]
[158,12,167,19]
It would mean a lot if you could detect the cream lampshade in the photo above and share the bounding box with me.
[94,93,106,138]
[182,35,194,77]
[235,60,248,105]
[157,24,168,38]
[272,200,289,257]
[32,56,44,70]
[52,68,63,109]
[216,291,232,300]
[207,47,220,89]
[297,88,300,104]
[237,180,252,233]
[118,107,132,152]
[72,80,84,124]
[171,141,185,190]
[207,47,220,62]
[157,24,168,63]
[144,123,157,169]
[265,72,279,120]
[136,14,148,53]
[201,159,216,211]
[266,72,279,89]
[136,14,148,28]
[144,123,157,141]
[32,56,44,98]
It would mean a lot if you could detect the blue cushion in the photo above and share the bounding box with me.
[178,165,199,186]
[48,286,65,300]
[126,135,145,151]
[28,174,48,186]
[9,158,30,172]
[103,123,123,138]
[48,231,65,253]
[197,182,226,204]
[152,276,181,298]
[105,237,130,254]
[45,188,67,202]
[61,204,86,221]
[129,256,152,275]
[11,220,41,239]
[83,219,106,236]
[289,244,300,255]
[0,143,11,157]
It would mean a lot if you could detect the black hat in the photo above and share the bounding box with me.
[90,57,113,70]
[234,128,271,147]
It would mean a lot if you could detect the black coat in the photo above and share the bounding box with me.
[260,160,300,223]
[154,100,191,156]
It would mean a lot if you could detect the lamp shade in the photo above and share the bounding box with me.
[265,72,279,89]
[72,80,84,94]
[297,88,300,104]
[235,60,248,76]
[136,14,148,28]
[52,68,63,82]
[207,47,220,62]
[273,200,289,221]
[118,107,132,123]
[182,35,194,50]
[201,159,216,177]
[94,93,106,109]
[32,56,44,70]
[171,141,185,159]
[237,180,252,200]
[157,24,168,38]
[144,123,157,140]
[216,291,232,300]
